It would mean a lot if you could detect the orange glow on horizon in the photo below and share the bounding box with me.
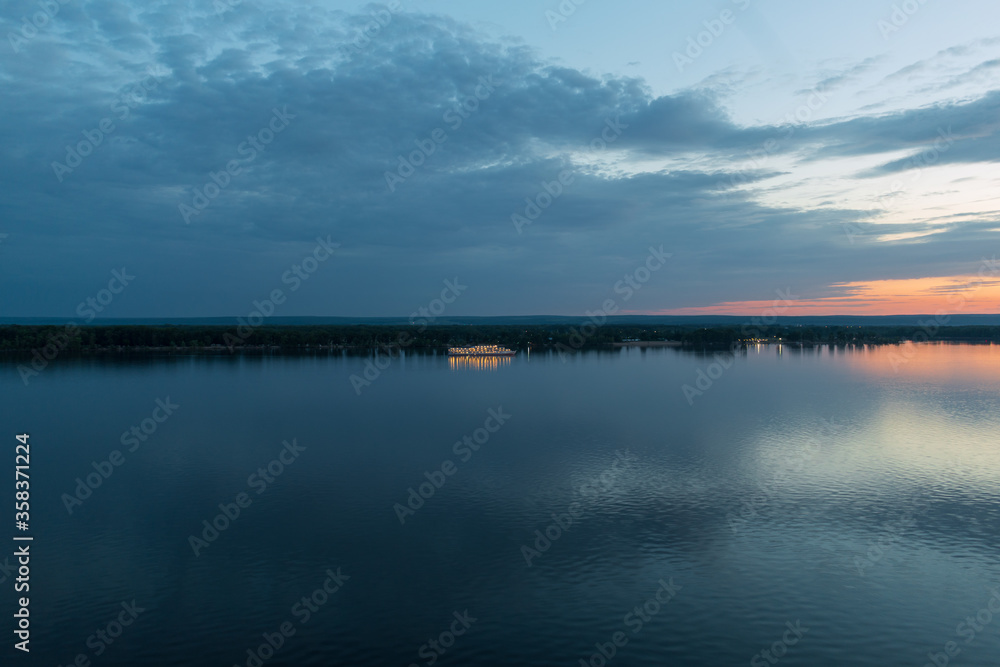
[649,273,1000,316]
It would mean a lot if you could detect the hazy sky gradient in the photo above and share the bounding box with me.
[1,0,999,317]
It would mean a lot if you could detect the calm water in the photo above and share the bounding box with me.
[3,343,1000,666]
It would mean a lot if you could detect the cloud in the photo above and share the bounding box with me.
[878,38,1000,85]
[796,90,1000,173]
[806,55,884,93]
[0,2,998,316]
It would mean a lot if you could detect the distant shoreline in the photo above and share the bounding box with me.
[0,323,997,358]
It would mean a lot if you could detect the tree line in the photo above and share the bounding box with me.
[0,323,998,355]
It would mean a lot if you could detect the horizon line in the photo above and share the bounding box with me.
[2,313,1000,323]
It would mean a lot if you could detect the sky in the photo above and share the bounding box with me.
[1,0,999,318]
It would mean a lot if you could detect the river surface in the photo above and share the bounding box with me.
[2,342,1000,666]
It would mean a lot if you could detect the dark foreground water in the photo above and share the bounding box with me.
[2,343,1000,666]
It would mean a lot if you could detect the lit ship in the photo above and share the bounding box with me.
[447,345,516,357]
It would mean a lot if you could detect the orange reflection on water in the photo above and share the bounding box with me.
[448,355,513,371]
[838,342,1000,382]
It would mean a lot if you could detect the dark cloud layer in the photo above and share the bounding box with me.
[0,1,997,317]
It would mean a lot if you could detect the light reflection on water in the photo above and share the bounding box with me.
[2,342,999,666]
[448,354,514,371]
